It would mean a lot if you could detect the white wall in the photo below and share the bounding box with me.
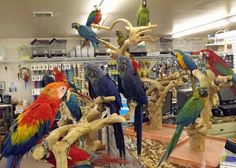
[0,38,80,103]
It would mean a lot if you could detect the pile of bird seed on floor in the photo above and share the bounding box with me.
[125,136,188,168]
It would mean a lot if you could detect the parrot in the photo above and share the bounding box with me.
[136,0,150,27]
[45,145,127,168]
[116,30,127,48]
[41,73,55,87]
[201,49,236,94]
[84,63,126,158]
[131,57,142,76]
[86,5,102,27]
[117,56,148,155]
[53,68,87,122]
[174,49,198,91]
[0,82,69,168]
[72,22,99,49]
[157,87,208,166]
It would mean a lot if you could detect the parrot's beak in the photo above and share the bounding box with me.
[198,87,208,97]
[142,0,147,6]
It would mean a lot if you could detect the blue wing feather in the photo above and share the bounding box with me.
[1,120,50,156]
[94,76,122,108]
[66,94,82,121]
[183,55,197,71]
[120,74,147,105]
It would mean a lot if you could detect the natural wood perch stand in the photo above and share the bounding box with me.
[32,96,126,168]
[92,18,157,60]
[186,68,232,152]
[142,71,188,130]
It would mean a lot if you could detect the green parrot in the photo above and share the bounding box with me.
[136,0,150,26]
[158,87,208,167]
[116,30,127,48]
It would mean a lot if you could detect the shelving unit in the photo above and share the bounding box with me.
[0,55,168,64]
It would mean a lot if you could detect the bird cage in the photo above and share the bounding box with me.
[31,39,49,58]
[17,45,32,59]
[49,38,67,57]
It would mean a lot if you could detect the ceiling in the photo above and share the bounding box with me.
[0,0,236,38]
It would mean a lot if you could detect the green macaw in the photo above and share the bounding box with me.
[136,0,150,26]
[116,30,127,48]
[158,87,208,167]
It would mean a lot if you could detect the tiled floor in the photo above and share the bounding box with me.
[0,155,52,168]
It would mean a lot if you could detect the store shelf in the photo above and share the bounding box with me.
[205,43,225,46]
[0,55,167,64]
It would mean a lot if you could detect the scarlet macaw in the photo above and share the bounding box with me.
[201,49,236,94]
[0,82,68,168]
[86,5,102,27]
[175,49,197,90]
[117,56,148,155]
[158,87,207,166]
[46,145,127,168]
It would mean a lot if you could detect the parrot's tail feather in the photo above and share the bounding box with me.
[91,154,128,166]
[81,40,90,49]
[135,105,143,155]
[158,125,184,167]
[6,155,22,168]
[110,104,126,158]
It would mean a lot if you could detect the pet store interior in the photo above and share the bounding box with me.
[0,0,236,167]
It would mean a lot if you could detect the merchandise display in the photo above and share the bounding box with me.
[0,1,236,168]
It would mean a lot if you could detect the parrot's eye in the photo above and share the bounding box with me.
[93,65,96,70]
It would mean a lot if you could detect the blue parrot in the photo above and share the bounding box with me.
[174,49,197,90]
[72,22,99,49]
[84,64,125,158]
[117,56,148,155]
[158,87,208,166]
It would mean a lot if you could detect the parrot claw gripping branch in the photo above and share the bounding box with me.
[31,96,128,168]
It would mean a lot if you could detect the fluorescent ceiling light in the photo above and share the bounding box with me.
[172,19,229,38]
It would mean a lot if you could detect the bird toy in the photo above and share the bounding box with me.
[18,64,31,90]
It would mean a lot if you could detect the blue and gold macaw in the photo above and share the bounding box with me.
[175,49,197,90]
[72,22,99,49]
[84,64,126,158]
[0,82,69,168]
[158,87,208,166]
[117,56,148,155]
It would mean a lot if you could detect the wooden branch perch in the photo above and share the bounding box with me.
[142,72,187,129]
[32,95,126,168]
[92,18,157,60]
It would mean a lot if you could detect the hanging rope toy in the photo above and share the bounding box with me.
[18,64,31,90]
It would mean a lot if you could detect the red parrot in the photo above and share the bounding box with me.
[86,5,102,27]
[201,49,236,94]
[131,58,142,76]
[0,82,69,168]
[46,145,127,168]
